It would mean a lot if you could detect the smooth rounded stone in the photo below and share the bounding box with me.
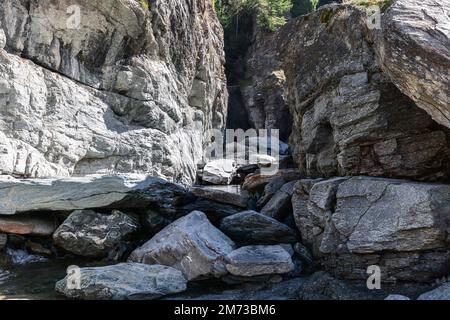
[190,185,251,208]
[55,263,187,300]
[385,294,411,300]
[418,283,450,300]
[225,245,294,277]
[201,159,236,185]
[53,209,140,257]
[0,215,57,236]
[129,211,236,281]
[220,210,297,245]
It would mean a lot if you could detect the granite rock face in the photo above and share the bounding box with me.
[56,263,187,300]
[375,0,450,129]
[53,209,139,257]
[0,0,227,183]
[277,5,450,181]
[292,176,450,282]
[128,211,236,280]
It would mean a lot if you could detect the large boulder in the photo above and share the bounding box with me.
[128,211,236,280]
[53,210,139,257]
[55,263,187,300]
[375,0,450,129]
[0,175,188,215]
[190,185,251,208]
[292,176,450,282]
[220,210,297,245]
[276,4,450,181]
[0,0,227,183]
[225,245,294,277]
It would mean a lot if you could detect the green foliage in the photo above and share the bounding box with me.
[344,0,393,11]
[213,0,292,32]
[139,0,150,10]
[310,0,319,10]
[256,0,293,32]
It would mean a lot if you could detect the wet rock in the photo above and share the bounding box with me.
[129,211,236,281]
[225,245,294,277]
[261,181,297,220]
[191,185,251,208]
[418,283,450,300]
[55,263,187,300]
[375,0,450,129]
[168,271,379,300]
[53,210,139,258]
[0,175,188,215]
[220,211,297,245]
[292,176,450,282]
[0,215,57,236]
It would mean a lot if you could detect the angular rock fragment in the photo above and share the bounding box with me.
[191,185,251,208]
[261,181,297,220]
[129,211,235,280]
[242,169,303,192]
[225,245,294,277]
[201,159,237,185]
[55,263,187,300]
[53,210,139,257]
[220,210,297,245]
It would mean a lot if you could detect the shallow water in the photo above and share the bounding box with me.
[0,250,103,300]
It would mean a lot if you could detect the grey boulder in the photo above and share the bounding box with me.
[225,245,294,277]
[292,176,450,282]
[55,263,187,300]
[53,210,139,257]
[418,283,450,300]
[191,185,251,208]
[129,211,236,280]
[220,210,297,245]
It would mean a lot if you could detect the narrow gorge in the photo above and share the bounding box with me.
[0,0,449,301]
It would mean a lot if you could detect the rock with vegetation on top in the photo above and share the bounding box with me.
[56,263,187,300]
[53,209,139,257]
[129,211,236,280]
